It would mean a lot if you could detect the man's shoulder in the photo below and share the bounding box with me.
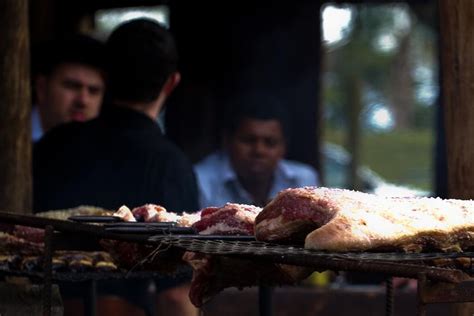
[194,151,231,190]
[194,151,225,177]
[281,159,316,172]
[34,121,87,150]
[146,136,190,164]
[195,151,222,167]
[280,159,319,185]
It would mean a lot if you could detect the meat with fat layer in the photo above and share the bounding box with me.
[256,187,474,252]
[255,187,339,244]
[113,205,136,222]
[192,203,262,235]
[113,204,197,226]
[177,212,201,227]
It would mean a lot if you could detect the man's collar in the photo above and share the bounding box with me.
[100,105,161,132]
[219,151,239,183]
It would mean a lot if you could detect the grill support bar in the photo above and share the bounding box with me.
[42,225,53,316]
[418,274,474,304]
[417,273,427,316]
[84,280,97,316]
[385,277,393,316]
[228,253,470,284]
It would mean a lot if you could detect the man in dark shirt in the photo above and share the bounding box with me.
[33,20,197,213]
[33,104,197,212]
[33,19,199,316]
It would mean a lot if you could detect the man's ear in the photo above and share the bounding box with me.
[163,72,181,96]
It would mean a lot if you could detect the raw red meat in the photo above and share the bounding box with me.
[255,187,338,244]
[0,232,43,255]
[192,203,262,235]
[13,225,45,244]
[131,204,169,222]
[183,251,312,307]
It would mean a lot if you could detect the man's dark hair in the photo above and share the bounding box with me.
[32,34,106,76]
[105,19,178,103]
[223,92,291,141]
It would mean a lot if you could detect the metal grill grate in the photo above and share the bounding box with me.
[151,236,474,262]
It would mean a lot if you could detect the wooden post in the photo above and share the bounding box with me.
[0,0,32,213]
[439,0,474,314]
[439,0,474,200]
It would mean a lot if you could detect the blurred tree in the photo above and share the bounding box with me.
[323,3,437,131]
[322,2,437,190]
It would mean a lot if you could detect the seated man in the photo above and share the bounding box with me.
[195,93,319,207]
[31,34,106,141]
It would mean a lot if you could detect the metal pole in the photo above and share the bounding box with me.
[385,277,394,316]
[84,280,97,316]
[258,286,273,316]
[417,274,427,316]
[42,225,54,316]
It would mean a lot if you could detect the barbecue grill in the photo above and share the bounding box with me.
[0,211,473,316]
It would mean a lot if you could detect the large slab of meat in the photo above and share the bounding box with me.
[255,187,474,252]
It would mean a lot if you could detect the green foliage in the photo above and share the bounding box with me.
[325,128,433,191]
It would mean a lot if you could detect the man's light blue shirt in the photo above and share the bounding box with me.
[31,106,44,142]
[194,150,319,208]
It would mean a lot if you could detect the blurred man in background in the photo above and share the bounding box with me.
[195,93,319,207]
[32,34,106,141]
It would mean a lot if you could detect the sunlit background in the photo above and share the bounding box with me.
[321,3,437,195]
[94,6,169,40]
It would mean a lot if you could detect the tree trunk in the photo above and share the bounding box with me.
[347,75,362,191]
[0,0,32,213]
[389,32,414,130]
[439,0,474,200]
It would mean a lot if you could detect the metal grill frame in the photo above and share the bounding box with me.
[2,211,474,316]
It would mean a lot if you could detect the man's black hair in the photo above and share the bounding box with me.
[32,34,106,76]
[105,18,178,103]
[223,92,291,141]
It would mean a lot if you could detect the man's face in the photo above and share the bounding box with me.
[36,63,105,131]
[227,118,286,182]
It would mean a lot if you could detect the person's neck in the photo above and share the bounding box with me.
[113,94,165,121]
[238,176,273,207]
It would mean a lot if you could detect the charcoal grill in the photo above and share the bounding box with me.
[0,211,473,316]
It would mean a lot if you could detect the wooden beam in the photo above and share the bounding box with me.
[439,0,474,199]
[0,0,32,213]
